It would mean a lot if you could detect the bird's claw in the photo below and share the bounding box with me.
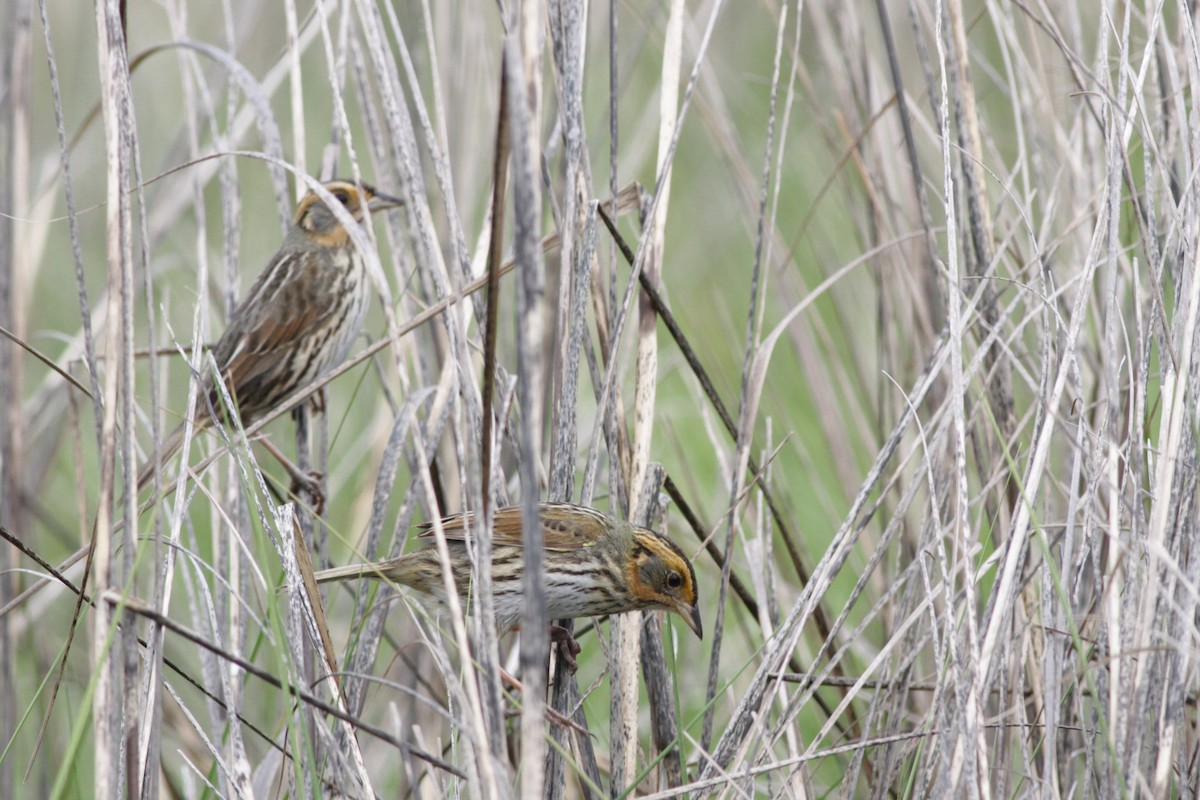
[291,469,326,515]
[549,624,582,674]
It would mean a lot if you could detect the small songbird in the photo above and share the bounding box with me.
[137,179,402,493]
[314,502,703,664]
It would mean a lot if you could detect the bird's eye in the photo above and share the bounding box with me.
[667,572,683,589]
[332,189,351,205]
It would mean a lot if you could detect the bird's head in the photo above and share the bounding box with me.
[626,528,703,639]
[293,179,403,246]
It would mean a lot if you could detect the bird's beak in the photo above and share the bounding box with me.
[367,191,404,212]
[676,602,703,639]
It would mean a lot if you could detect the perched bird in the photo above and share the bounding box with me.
[137,179,402,493]
[315,502,703,665]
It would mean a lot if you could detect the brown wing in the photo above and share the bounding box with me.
[210,247,339,415]
[418,502,612,551]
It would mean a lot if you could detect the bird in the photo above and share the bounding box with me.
[314,502,703,667]
[137,178,402,495]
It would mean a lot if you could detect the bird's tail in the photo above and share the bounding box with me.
[312,563,382,584]
[313,556,420,586]
[314,561,408,585]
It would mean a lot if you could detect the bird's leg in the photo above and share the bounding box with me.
[549,623,582,674]
[512,623,583,673]
[257,438,326,515]
[308,387,327,415]
[290,470,326,517]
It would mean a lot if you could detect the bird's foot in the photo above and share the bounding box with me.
[290,470,326,516]
[549,624,582,674]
